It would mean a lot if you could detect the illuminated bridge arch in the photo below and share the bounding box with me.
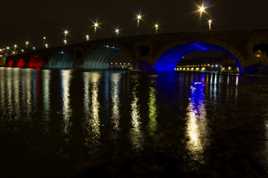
[154,41,243,73]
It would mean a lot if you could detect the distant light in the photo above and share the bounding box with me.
[25,41,30,46]
[154,23,160,33]
[43,36,47,40]
[208,19,213,31]
[197,3,207,17]
[93,21,100,32]
[85,34,90,41]
[45,43,49,48]
[32,46,36,50]
[63,39,68,45]
[64,30,69,36]
[136,13,143,26]
[114,27,120,36]
[14,44,18,49]
[21,49,25,53]
[6,46,10,50]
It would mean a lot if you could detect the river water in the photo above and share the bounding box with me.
[0,67,268,178]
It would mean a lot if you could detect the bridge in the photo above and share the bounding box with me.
[1,29,268,73]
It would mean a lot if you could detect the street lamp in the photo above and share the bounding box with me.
[25,41,30,48]
[42,36,48,48]
[93,21,100,33]
[63,30,69,45]
[64,30,69,37]
[14,44,18,49]
[136,13,143,27]
[85,34,90,41]
[197,3,207,17]
[114,27,120,36]
[208,19,213,31]
[154,23,160,33]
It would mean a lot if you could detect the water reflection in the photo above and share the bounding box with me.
[13,69,20,118]
[43,70,51,120]
[111,73,121,131]
[25,69,33,116]
[235,75,239,101]
[148,82,158,138]
[83,72,101,143]
[0,68,4,112]
[61,70,72,134]
[130,78,143,150]
[186,79,207,160]
[6,68,13,115]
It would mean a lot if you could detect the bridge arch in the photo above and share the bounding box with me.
[154,41,244,73]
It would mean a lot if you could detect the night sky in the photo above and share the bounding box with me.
[0,0,267,47]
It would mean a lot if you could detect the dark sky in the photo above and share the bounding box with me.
[0,0,267,47]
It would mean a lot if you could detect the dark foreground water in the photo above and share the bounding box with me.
[1,68,268,178]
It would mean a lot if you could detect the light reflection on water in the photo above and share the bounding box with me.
[61,70,72,134]
[83,72,101,144]
[111,73,121,131]
[6,68,13,115]
[130,78,143,150]
[186,78,207,160]
[13,69,20,118]
[25,69,33,116]
[0,68,259,175]
[148,82,158,138]
[42,70,51,120]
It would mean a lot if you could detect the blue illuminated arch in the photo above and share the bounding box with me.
[154,42,242,73]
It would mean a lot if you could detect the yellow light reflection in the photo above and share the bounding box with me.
[84,72,101,143]
[6,68,13,115]
[148,85,158,138]
[111,73,121,131]
[25,69,33,116]
[13,69,20,117]
[61,70,72,134]
[130,80,143,150]
[43,70,51,120]
[0,68,4,110]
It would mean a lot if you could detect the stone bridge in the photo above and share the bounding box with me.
[2,29,268,72]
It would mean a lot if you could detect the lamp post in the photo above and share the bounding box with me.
[208,19,213,31]
[25,41,30,48]
[114,27,120,36]
[136,13,143,27]
[63,30,69,45]
[197,3,207,17]
[42,36,48,48]
[154,23,160,33]
[93,21,100,33]
[85,34,90,41]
